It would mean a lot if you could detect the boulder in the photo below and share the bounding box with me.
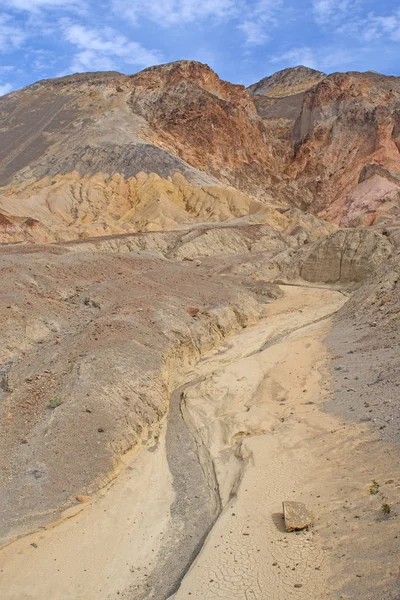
[282,501,312,531]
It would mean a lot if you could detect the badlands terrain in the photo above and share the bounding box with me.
[0,61,399,600]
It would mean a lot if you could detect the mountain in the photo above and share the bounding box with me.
[248,65,326,98]
[0,61,399,242]
[250,68,400,226]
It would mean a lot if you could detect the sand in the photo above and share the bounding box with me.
[1,287,399,600]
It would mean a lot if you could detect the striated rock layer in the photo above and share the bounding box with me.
[0,171,268,242]
[250,68,400,225]
[0,60,399,241]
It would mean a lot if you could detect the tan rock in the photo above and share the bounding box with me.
[282,501,313,532]
[76,495,91,503]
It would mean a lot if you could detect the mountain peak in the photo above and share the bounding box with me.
[132,60,219,86]
[248,65,326,98]
[130,59,252,109]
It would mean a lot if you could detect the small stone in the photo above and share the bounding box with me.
[76,495,91,503]
[97,427,105,433]
[283,501,312,532]
[30,543,38,548]
[187,307,200,317]
[294,583,303,588]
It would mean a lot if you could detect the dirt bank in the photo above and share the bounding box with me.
[1,287,399,600]
[0,287,339,599]
[172,289,400,600]
[0,246,266,544]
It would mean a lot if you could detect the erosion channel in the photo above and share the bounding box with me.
[2,286,399,600]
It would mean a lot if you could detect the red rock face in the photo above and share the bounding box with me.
[0,61,399,228]
[248,65,326,98]
[288,72,400,214]
[128,61,278,197]
[253,69,400,223]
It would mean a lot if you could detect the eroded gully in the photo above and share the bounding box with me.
[0,286,347,600]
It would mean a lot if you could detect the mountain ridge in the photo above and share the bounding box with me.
[0,60,399,242]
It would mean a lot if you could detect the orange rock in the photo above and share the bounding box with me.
[76,495,91,503]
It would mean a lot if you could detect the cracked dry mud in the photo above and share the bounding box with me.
[1,287,400,600]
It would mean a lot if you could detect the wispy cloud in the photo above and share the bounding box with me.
[239,0,283,45]
[239,20,269,45]
[337,8,400,44]
[113,0,236,27]
[0,83,13,96]
[62,23,162,73]
[270,43,364,73]
[362,10,400,43]
[374,12,400,42]
[312,0,351,25]
[0,14,26,52]
[3,0,82,12]
[270,46,317,69]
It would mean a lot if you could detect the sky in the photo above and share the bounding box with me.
[1,0,400,96]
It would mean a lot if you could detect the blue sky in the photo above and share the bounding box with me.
[1,0,400,96]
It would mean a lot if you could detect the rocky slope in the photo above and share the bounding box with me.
[2,58,400,600]
[0,172,267,242]
[248,65,326,98]
[0,210,339,543]
[0,241,269,543]
[250,68,400,225]
[0,62,280,205]
[1,60,399,242]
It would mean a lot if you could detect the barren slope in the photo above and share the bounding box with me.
[1,61,399,239]
[250,68,400,225]
[0,240,269,543]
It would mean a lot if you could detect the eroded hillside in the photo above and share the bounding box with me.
[1,61,399,244]
[1,60,400,600]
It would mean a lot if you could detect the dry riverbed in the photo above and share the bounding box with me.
[1,287,399,600]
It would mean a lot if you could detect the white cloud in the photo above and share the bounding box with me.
[239,0,283,46]
[312,0,351,25]
[270,46,317,69]
[239,20,270,45]
[113,0,236,27]
[0,83,13,95]
[370,11,400,42]
[3,0,82,12]
[319,49,357,70]
[0,14,26,51]
[68,50,117,73]
[337,9,400,44]
[63,24,162,73]
[269,44,368,73]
